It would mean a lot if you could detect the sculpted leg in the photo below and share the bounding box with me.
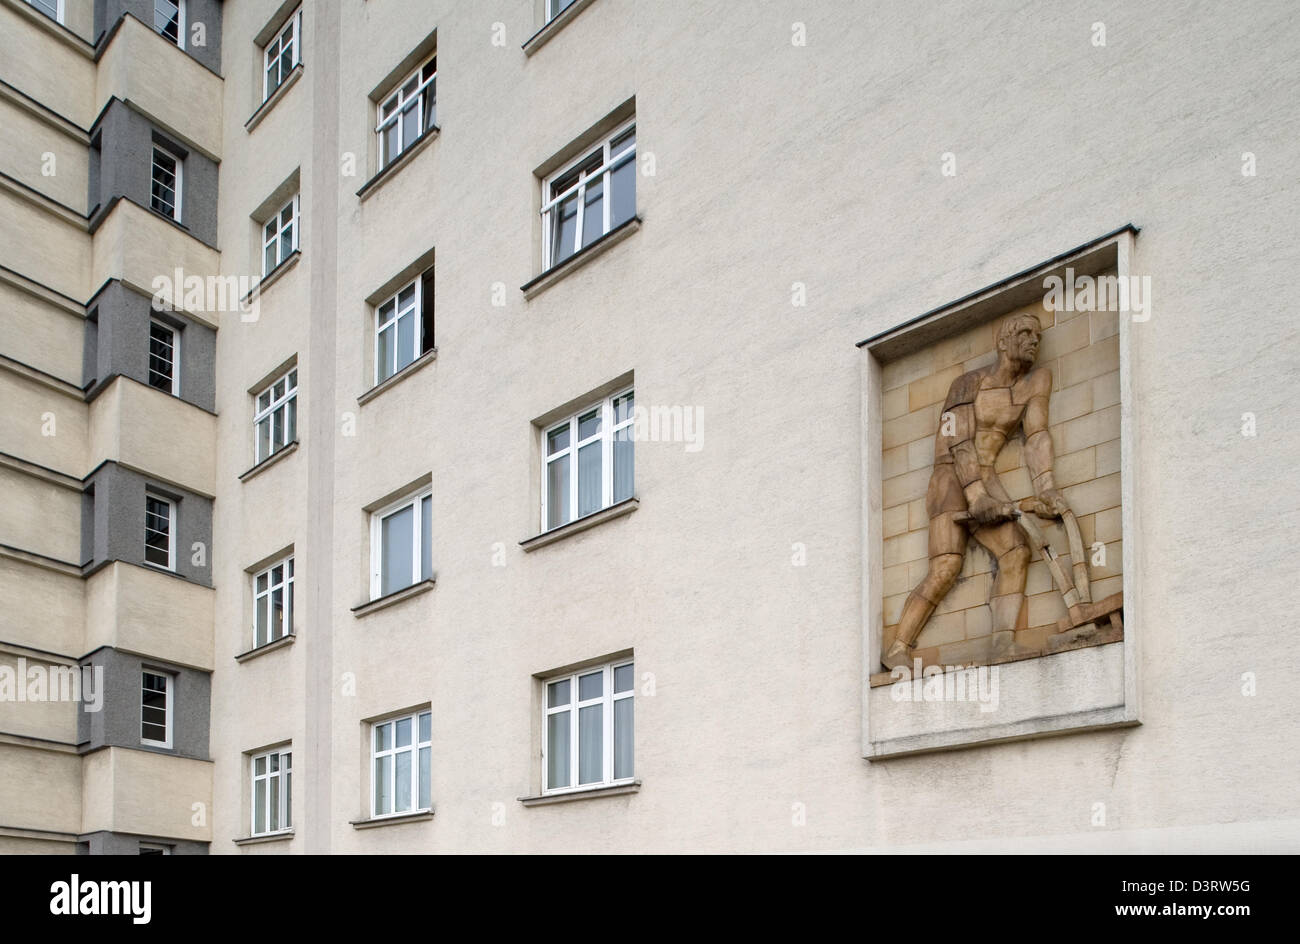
[882,511,967,669]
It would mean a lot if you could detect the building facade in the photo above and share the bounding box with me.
[1,0,1297,854]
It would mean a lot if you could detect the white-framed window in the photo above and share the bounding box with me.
[263,8,302,101]
[28,0,63,24]
[541,120,636,270]
[254,367,298,462]
[262,194,299,276]
[140,670,173,748]
[253,556,293,648]
[546,0,578,23]
[144,493,176,570]
[542,388,634,531]
[544,659,634,794]
[154,0,184,47]
[148,320,179,395]
[251,748,292,836]
[150,144,182,221]
[138,843,171,855]
[373,269,433,384]
[369,488,432,599]
[377,56,436,170]
[370,710,432,818]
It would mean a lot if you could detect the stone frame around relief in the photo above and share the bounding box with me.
[859,227,1142,760]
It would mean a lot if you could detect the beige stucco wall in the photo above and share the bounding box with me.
[91,199,220,314]
[0,281,86,384]
[0,743,81,834]
[0,1,95,127]
[95,14,224,159]
[0,97,89,213]
[196,0,1300,852]
[88,376,216,496]
[83,562,215,670]
[80,746,213,840]
[0,556,85,656]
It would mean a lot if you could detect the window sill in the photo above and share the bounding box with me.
[519,780,640,807]
[356,128,440,202]
[520,497,638,552]
[234,633,296,663]
[238,440,299,482]
[245,63,303,133]
[349,809,435,829]
[357,348,437,406]
[351,577,436,618]
[522,0,602,56]
[521,216,641,300]
[245,250,302,303]
[234,830,294,846]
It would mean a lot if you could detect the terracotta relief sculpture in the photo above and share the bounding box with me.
[881,313,1122,671]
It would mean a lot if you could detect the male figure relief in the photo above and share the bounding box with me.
[881,313,1072,670]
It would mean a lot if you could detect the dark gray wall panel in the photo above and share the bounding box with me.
[78,647,211,760]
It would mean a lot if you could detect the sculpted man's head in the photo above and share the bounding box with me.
[996,313,1043,369]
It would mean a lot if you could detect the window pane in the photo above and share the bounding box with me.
[375,722,391,752]
[374,756,390,815]
[284,769,292,827]
[377,324,394,382]
[610,154,636,230]
[396,311,415,372]
[578,671,603,701]
[614,698,634,779]
[546,458,569,530]
[581,178,604,247]
[577,409,601,440]
[547,426,569,455]
[419,746,431,809]
[395,750,412,813]
[264,241,276,274]
[155,0,180,41]
[381,505,414,595]
[402,100,420,149]
[422,77,436,131]
[286,396,297,444]
[578,704,603,784]
[548,679,570,708]
[613,391,634,425]
[257,417,271,461]
[255,594,268,647]
[550,195,578,265]
[547,709,570,789]
[395,717,412,748]
[255,755,266,776]
[254,779,266,833]
[272,405,284,450]
[419,711,431,742]
[421,495,432,582]
[613,425,634,503]
[613,664,634,693]
[577,440,602,517]
[269,774,281,831]
[270,587,284,640]
[280,221,294,263]
[383,124,399,167]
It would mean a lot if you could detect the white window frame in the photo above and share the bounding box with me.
[144,493,176,571]
[543,659,634,795]
[154,0,185,47]
[376,56,437,169]
[140,670,173,749]
[369,487,432,600]
[262,7,302,102]
[250,748,292,836]
[253,366,298,463]
[262,194,299,277]
[372,272,431,384]
[253,555,294,649]
[28,0,64,24]
[148,319,180,396]
[151,144,183,222]
[540,118,636,271]
[369,709,432,819]
[541,387,634,531]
